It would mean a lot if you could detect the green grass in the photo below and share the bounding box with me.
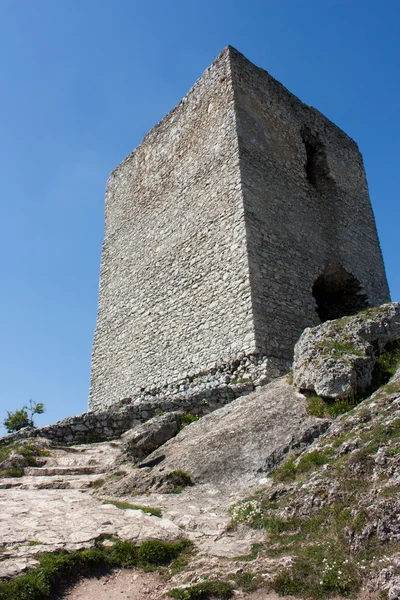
[232,571,262,592]
[167,470,193,488]
[137,540,192,569]
[318,339,364,358]
[233,542,262,562]
[26,541,43,547]
[369,340,400,392]
[1,467,24,478]
[0,442,50,478]
[167,580,233,599]
[0,539,192,600]
[101,499,162,517]
[163,541,195,579]
[179,413,199,430]
[230,408,400,597]
[272,542,362,599]
[306,394,358,419]
[272,449,331,483]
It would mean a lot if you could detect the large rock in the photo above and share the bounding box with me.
[120,411,183,460]
[293,303,400,399]
[104,378,330,494]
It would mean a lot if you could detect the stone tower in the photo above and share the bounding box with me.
[89,46,389,410]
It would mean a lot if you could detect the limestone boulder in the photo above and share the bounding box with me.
[293,302,400,399]
[120,411,183,461]
[104,378,330,495]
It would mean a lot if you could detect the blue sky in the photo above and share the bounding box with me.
[0,0,399,431]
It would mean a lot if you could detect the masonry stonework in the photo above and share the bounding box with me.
[89,46,389,410]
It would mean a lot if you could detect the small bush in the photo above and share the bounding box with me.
[307,394,358,419]
[167,470,193,488]
[0,539,192,600]
[370,340,400,391]
[167,580,233,599]
[2,467,24,478]
[137,540,192,568]
[3,400,45,433]
[179,413,199,430]
[307,395,328,418]
[272,456,297,482]
[230,500,262,526]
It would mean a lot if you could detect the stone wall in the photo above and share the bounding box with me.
[231,48,390,362]
[1,377,264,445]
[90,46,390,411]
[90,47,257,410]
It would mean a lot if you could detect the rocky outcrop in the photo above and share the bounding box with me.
[230,366,400,599]
[293,303,400,399]
[102,378,330,495]
[120,412,183,460]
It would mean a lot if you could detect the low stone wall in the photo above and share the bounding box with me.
[0,353,289,446]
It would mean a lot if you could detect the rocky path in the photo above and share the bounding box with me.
[0,437,265,596]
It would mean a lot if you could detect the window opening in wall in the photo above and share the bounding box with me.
[312,262,369,322]
[301,126,336,194]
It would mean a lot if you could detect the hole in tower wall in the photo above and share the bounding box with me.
[301,126,336,194]
[312,263,369,322]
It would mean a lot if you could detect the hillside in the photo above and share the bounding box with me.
[1,304,400,599]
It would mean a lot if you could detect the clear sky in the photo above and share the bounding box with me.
[0,0,399,432]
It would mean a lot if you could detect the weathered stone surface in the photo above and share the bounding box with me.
[293,303,400,399]
[90,46,389,412]
[120,412,182,460]
[0,489,182,580]
[238,367,400,599]
[104,378,330,494]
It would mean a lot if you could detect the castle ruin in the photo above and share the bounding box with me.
[89,46,389,410]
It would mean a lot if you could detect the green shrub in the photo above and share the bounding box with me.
[2,467,24,478]
[179,413,199,430]
[137,540,192,568]
[272,456,297,482]
[306,394,358,419]
[0,539,192,600]
[3,400,45,433]
[167,470,193,488]
[370,340,400,392]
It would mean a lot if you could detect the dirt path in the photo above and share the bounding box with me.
[60,567,290,600]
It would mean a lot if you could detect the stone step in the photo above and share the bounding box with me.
[0,473,105,490]
[24,465,104,477]
[43,456,106,468]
